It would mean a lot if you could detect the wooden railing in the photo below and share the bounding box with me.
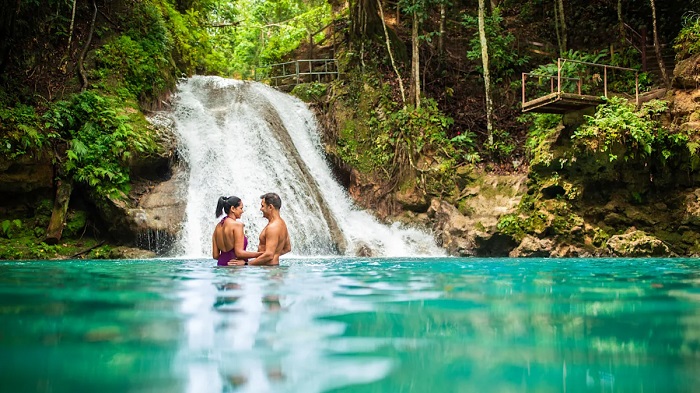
[522,58,639,113]
[255,59,339,87]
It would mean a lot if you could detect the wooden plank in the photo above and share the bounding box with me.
[522,92,604,114]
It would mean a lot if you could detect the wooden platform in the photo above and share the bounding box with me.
[522,92,604,114]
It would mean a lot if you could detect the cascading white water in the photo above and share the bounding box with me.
[172,76,443,257]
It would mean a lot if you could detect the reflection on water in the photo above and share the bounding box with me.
[0,258,699,392]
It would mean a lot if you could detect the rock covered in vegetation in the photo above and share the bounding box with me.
[606,229,671,257]
[426,173,525,256]
[673,54,700,89]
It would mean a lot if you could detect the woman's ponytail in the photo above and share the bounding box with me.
[215,196,227,217]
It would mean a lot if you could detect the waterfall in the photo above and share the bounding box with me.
[171,76,443,257]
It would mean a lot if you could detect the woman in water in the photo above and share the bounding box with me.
[212,196,262,266]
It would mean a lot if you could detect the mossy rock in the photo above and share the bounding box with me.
[606,230,670,257]
[63,210,88,238]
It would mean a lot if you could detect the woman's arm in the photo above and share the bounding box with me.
[212,232,219,260]
[233,223,263,259]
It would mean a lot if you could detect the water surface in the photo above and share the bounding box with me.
[1,257,699,392]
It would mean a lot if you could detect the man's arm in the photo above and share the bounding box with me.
[249,225,280,265]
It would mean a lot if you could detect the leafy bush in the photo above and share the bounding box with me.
[1,220,22,239]
[674,12,700,61]
[463,8,530,83]
[531,50,610,95]
[450,130,481,164]
[43,91,156,197]
[94,2,175,100]
[0,103,55,159]
[519,113,561,165]
[484,129,516,161]
[572,97,685,163]
[291,82,328,103]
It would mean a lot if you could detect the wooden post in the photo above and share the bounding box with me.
[557,58,561,95]
[522,73,526,106]
[295,61,300,84]
[578,72,581,95]
[550,76,554,93]
[604,66,608,97]
[635,72,639,107]
[640,26,647,72]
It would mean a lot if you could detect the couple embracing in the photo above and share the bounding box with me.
[212,192,291,266]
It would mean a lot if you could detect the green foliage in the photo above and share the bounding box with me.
[216,0,332,77]
[43,91,156,197]
[496,212,547,242]
[291,82,328,103]
[484,129,516,161]
[64,211,88,238]
[519,113,561,165]
[369,98,454,183]
[94,2,175,100]
[674,12,700,61]
[531,49,610,95]
[607,47,654,94]
[450,131,481,164]
[0,103,53,158]
[463,8,530,83]
[1,220,23,239]
[572,97,689,164]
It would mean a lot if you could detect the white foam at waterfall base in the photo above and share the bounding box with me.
[171,76,444,257]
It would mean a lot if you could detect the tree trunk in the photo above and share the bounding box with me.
[649,0,670,87]
[557,0,567,54]
[478,0,493,145]
[377,0,406,105]
[617,0,624,39]
[45,179,73,245]
[78,0,97,91]
[66,0,77,53]
[351,0,382,40]
[438,3,445,57]
[553,0,563,56]
[411,9,420,108]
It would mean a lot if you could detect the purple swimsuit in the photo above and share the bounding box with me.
[217,217,249,266]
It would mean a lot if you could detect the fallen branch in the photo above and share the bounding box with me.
[69,240,106,259]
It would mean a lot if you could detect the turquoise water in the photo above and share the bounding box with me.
[0,258,699,393]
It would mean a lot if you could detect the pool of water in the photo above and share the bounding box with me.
[0,257,699,393]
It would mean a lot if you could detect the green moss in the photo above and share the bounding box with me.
[592,228,610,247]
[64,210,88,238]
[290,82,328,103]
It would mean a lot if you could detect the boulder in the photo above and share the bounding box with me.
[606,229,670,257]
[509,235,554,257]
[673,54,700,89]
[94,167,186,254]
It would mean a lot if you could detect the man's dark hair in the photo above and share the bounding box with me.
[260,193,282,210]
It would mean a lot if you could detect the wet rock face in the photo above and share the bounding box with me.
[0,153,53,195]
[97,167,186,254]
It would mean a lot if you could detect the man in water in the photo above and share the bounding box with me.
[248,193,291,266]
